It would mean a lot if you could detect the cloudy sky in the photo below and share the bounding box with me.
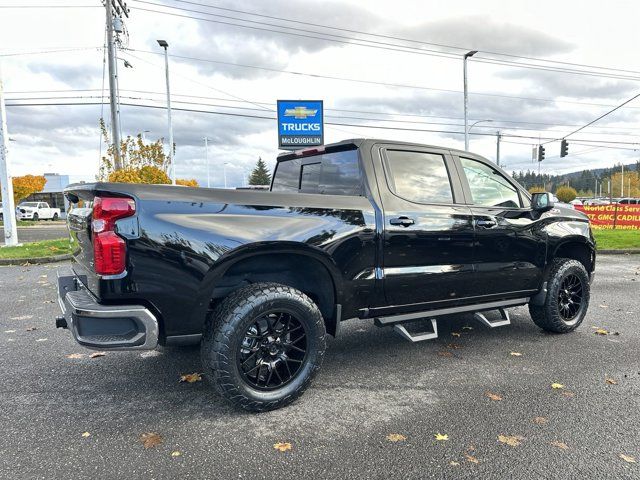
[1,0,639,187]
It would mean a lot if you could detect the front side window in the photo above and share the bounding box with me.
[384,150,454,204]
[460,157,521,208]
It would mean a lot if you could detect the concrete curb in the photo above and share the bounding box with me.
[0,253,72,266]
[598,249,640,255]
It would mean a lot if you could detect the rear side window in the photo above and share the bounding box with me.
[272,149,362,196]
[383,150,454,204]
[460,157,521,208]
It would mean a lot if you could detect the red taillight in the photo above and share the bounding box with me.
[92,196,135,275]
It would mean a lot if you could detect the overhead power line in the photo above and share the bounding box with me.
[124,48,640,110]
[166,0,640,77]
[129,0,640,82]
[5,100,639,147]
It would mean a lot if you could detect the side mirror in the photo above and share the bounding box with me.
[531,192,555,212]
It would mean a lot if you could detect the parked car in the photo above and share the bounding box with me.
[56,139,596,411]
[16,201,61,221]
[618,197,640,205]
[0,202,3,221]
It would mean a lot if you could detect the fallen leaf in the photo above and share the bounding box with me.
[485,391,503,401]
[386,433,407,442]
[171,451,182,457]
[462,326,473,331]
[551,383,564,389]
[498,435,524,447]
[447,343,463,350]
[434,433,449,441]
[4,330,16,334]
[89,352,106,359]
[10,315,32,320]
[606,378,618,385]
[449,461,460,466]
[510,352,523,357]
[437,351,453,357]
[620,454,636,463]
[551,441,569,450]
[533,417,548,425]
[25,327,37,332]
[451,332,461,338]
[81,432,90,438]
[140,432,163,449]
[40,275,47,278]
[465,454,479,464]
[179,373,202,383]
[66,353,85,359]
[594,328,610,336]
[273,442,292,452]
[36,338,48,342]
[562,390,575,398]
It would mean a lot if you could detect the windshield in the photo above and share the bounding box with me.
[20,202,39,207]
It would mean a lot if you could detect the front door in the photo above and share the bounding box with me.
[453,155,545,297]
[373,145,476,307]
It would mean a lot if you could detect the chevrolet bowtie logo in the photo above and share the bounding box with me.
[284,106,318,119]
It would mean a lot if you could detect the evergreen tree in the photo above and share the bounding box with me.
[249,157,272,185]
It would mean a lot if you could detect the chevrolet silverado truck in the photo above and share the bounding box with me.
[17,201,61,221]
[56,139,595,411]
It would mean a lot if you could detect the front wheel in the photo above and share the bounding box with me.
[52,213,59,221]
[201,283,326,412]
[32,213,39,221]
[529,258,590,333]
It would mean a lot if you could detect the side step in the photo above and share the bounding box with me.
[373,298,527,343]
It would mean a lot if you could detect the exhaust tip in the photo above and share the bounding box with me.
[55,316,68,329]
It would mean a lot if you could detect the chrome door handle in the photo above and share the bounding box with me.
[476,218,497,228]
[389,216,415,227]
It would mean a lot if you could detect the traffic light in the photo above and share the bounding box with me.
[538,145,545,162]
[560,139,569,157]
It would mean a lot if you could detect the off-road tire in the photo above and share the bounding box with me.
[529,258,590,333]
[201,282,326,412]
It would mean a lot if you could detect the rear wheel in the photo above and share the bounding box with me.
[201,283,326,412]
[52,213,59,221]
[529,258,590,333]
[32,213,39,221]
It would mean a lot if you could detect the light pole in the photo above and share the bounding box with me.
[496,130,501,167]
[157,40,175,185]
[141,129,150,144]
[465,118,492,153]
[463,50,478,151]
[204,137,210,188]
[223,162,230,189]
[0,64,19,246]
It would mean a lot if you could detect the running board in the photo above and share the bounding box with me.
[374,298,527,343]
[474,308,511,328]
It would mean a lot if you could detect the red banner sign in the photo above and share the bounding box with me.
[575,204,640,230]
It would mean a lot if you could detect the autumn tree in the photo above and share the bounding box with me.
[176,179,199,187]
[248,157,271,186]
[555,185,578,203]
[604,171,639,198]
[527,186,546,194]
[11,175,47,203]
[98,119,198,186]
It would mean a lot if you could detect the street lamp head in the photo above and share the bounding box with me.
[464,50,478,59]
[157,39,168,48]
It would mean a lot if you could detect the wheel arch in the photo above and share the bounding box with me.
[551,237,595,274]
[199,243,343,336]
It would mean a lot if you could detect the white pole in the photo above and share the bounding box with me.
[204,137,209,188]
[621,164,624,198]
[159,41,175,185]
[0,64,19,246]
[105,0,122,170]
[463,51,477,151]
[223,162,228,189]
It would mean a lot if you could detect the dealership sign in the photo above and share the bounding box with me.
[277,100,324,150]
[575,204,640,230]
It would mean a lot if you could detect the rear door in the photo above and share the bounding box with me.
[372,144,475,307]
[453,154,545,297]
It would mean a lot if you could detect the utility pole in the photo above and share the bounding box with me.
[621,163,624,197]
[594,178,597,199]
[157,40,175,185]
[204,136,209,188]
[0,65,19,246]
[463,50,477,151]
[223,162,228,189]
[105,0,123,170]
[496,131,501,167]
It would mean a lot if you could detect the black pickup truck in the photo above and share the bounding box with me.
[56,139,595,411]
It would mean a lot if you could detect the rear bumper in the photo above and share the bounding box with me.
[56,268,159,350]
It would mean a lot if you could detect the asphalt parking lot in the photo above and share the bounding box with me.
[1,256,638,479]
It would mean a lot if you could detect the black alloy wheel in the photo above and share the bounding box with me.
[237,311,308,390]
[556,273,584,323]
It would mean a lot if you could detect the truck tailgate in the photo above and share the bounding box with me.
[66,197,100,296]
